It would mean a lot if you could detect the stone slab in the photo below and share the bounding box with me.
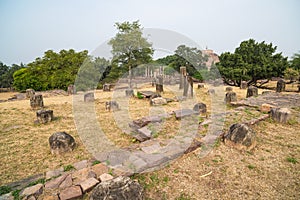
[59,186,82,200]
[80,177,99,193]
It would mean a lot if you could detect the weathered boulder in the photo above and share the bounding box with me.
[26,89,35,99]
[20,183,43,200]
[150,97,167,106]
[198,83,205,89]
[270,107,291,123]
[225,91,237,103]
[49,132,76,154]
[30,94,44,109]
[36,110,53,124]
[276,79,286,93]
[105,101,120,111]
[84,93,94,102]
[225,86,233,92]
[125,89,134,97]
[67,84,76,95]
[103,84,111,92]
[246,86,258,98]
[224,123,256,150]
[193,103,207,114]
[207,89,215,95]
[240,81,247,89]
[90,176,144,200]
[149,93,161,102]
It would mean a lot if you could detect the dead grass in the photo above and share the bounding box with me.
[0,83,299,200]
[136,121,300,200]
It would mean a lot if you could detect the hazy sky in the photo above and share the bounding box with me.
[0,0,299,65]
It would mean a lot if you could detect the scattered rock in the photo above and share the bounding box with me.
[26,89,35,99]
[197,83,205,89]
[59,174,72,189]
[45,174,68,190]
[45,167,64,180]
[49,132,76,155]
[84,93,94,102]
[225,91,237,103]
[174,109,198,119]
[246,86,258,98]
[276,79,286,93]
[59,186,82,200]
[90,176,144,200]
[91,163,109,177]
[105,101,120,111]
[80,177,99,193]
[20,183,43,200]
[225,87,233,92]
[125,89,134,97]
[240,81,247,89]
[0,192,14,200]
[270,107,291,123]
[224,123,256,150]
[260,103,276,113]
[193,103,207,114]
[103,83,111,92]
[36,110,53,124]
[73,160,88,170]
[136,126,152,141]
[30,94,44,109]
[67,85,76,95]
[99,173,114,182]
[150,97,167,106]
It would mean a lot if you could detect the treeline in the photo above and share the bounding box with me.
[1,21,300,91]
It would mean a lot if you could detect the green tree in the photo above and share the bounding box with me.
[290,52,300,70]
[13,49,89,91]
[0,62,24,88]
[217,39,288,87]
[284,67,299,82]
[108,21,153,83]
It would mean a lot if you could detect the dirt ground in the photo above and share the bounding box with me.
[0,83,299,199]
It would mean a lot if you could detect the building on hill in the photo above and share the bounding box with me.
[201,48,220,70]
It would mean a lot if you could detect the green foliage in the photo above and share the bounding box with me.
[247,164,256,169]
[290,52,300,70]
[136,91,144,99]
[63,164,75,172]
[286,157,298,164]
[92,160,101,166]
[109,21,153,71]
[0,62,24,88]
[13,49,89,91]
[284,67,299,82]
[217,39,288,87]
[0,185,11,195]
[12,189,20,200]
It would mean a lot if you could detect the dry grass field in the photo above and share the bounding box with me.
[0,82,299,199]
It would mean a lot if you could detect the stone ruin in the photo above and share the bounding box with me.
[30,94,44,109]
[240,81,247,89]
[105,101,120,111]
[49,132,76,155]
[67,84,76,95]
[36,110,53,124]
[270,107,291,123]
[225,91,237,103]
[246,86,258,98]
[125,89,134,97]
[26,89,35,99]
[223,123,256,150]
[276,79,286,93]
[103,83,111,92]
[84,93,94,102]
[193,103,207,114]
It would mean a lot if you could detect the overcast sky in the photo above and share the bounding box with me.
[0,0,299,65]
